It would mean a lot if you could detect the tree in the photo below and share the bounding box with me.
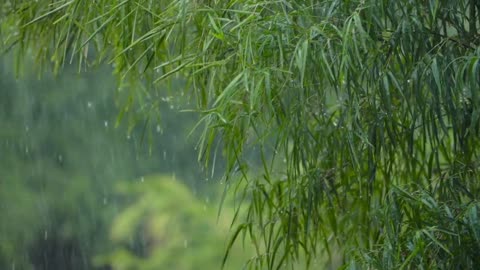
[94,174,251,270]
[2,0,480,268]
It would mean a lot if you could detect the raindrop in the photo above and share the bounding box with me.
[25,125,29,132]
[25,147,29,154]
[156,125,161,133]
[104,121,108,127]
[163,151,166,160]
[87,101,93,108]
[127,134,131,140]
[169,105,174,109]
[58,155,63,162]
[103,197,108,205]
[161,96,172,102]
[44,230,48,240]
[407,79,411,84]
[140,177,145,182]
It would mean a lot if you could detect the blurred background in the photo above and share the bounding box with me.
[0,54,250,270]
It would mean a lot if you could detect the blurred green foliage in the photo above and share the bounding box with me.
[95,174,250,270]
[0,58,128,270]
[0,55,239,269]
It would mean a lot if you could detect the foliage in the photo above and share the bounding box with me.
[2,0,480,268]
[95,174,250,270]
[355,187,480,269]
[0,59,127,270]
[0,55,208,269]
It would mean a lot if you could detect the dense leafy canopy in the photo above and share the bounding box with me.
[2,0,480,268]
